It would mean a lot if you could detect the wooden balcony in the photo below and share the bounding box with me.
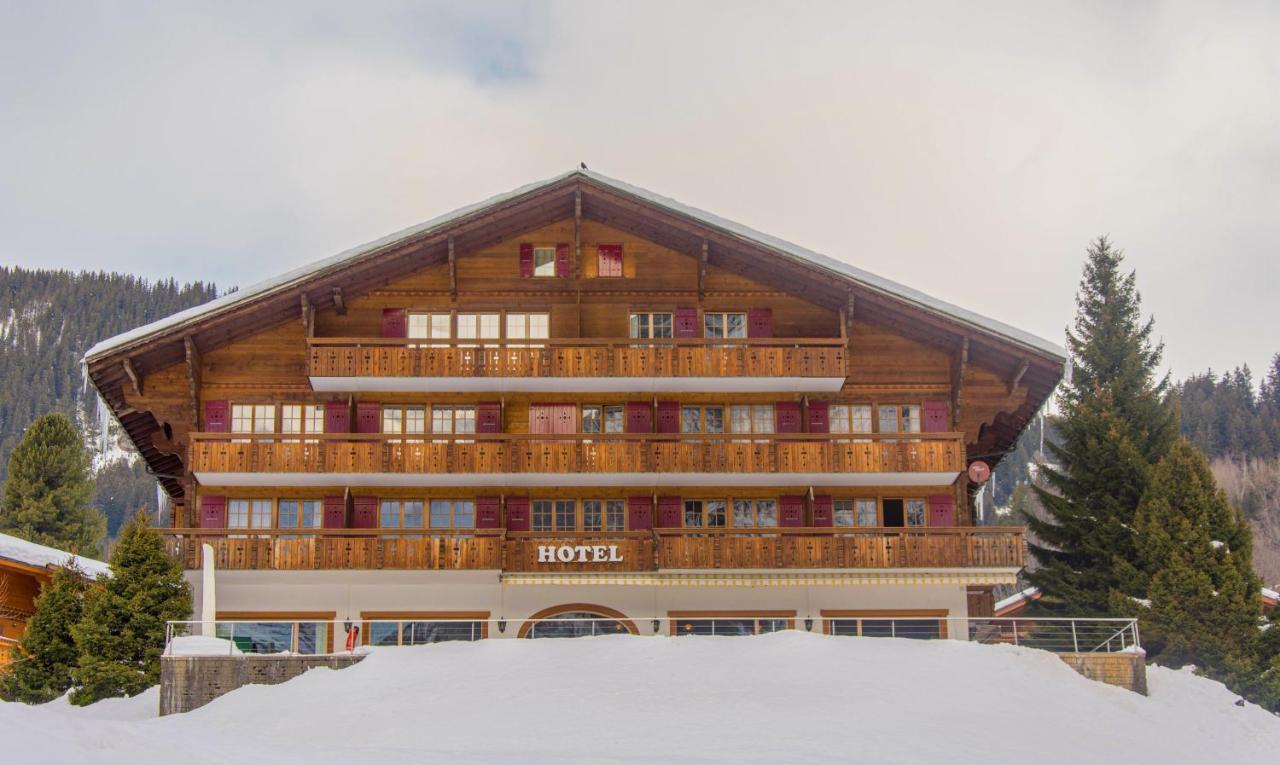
[189,432,967,487]
[164,528,1024,572]
[307,337,848,392]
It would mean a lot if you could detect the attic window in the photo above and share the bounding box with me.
[533,247,556,277]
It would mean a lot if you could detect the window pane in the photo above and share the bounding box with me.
[381,500,401,529]
[383,407,403,435]
[301,500,322,528]
[554,500,574,531]
[532,500,553,532]
[706,500,726,527]
[857,499,879,527]
[507,314,527,340]
[251,499,272,528]
[370,622,400,646]
[279,500,299,528]
[652,313,672,338]
[253,405,275,434]
[231,405,253,433]
[456,314,477,339]
[405,408,425,435]
[430,500,452,529]
[902,405,921,433]
[756,499,777,527]
[829,405,850,434]
[705,407,724,434]
[605,500,625,531]
[630,313,647,339]
[704,313,724,338]
[753,405,774,434]
[681,406,701,433]
[430,314,451,340]
[906,499,926,527]
[733,499,754,527]
[582,407,602,434]
[533,247,556,276]
[453,500,474,529]
[479,314,500,339]
[684,501,703,528]
[603,406,624,433]
[228,500,249,528]
[878,405,899,433]
[730,406,752,433]
[408,314,429,339]
[833,499,854,527]
[454,407,475,434]
[725,313,746,338]
[852,406,873,433]
[432,407,453,434]
[281,405,302,434]
[583,500,602,531]
[528,313,549,339]
[403,501,424,529]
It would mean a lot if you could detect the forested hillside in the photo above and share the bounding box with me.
[0,267,217,534]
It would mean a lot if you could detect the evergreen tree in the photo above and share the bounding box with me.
[0,413,105,556]
[1025,237,1178,614]
[70,513,190,704]
[0,562,89,704]
[1131,439,1260,668]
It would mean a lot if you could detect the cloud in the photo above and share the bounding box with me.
[1,1,1277,379]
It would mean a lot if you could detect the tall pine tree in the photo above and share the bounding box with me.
[0,562,89,704]
[70,513,189,704]
[1026,237,1178,614]
[0,413,105,556]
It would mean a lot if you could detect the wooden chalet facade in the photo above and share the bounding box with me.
[0,534,109,669]
[86,169,1064,645]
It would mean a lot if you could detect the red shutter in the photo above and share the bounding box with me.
[627,496,653,531]
[204,400,229,433]
[747,307,773,338]
[324,401,349,434]
[626,402,652,433]
[356,402,381,434]
[555,242,571,278]
[775,402,802,433]
[198,495,226,528]
[658,496,683,528]
[381,308,407,338]
[323,495,347,529]
[519,242,534,277]
[928,495,955,527]
[673,307,700,338]
[807,401,830,433]
[505,496,530,532]
[812,495,833,527]
[352,496,379,529]
[779,495,805,527]
[923,401,949,433]
[598,244,623,277]
[475,496,502,529]
[656,401,680,434]
[476,402,502,434]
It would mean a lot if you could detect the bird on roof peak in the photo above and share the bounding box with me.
[580,162,587,170]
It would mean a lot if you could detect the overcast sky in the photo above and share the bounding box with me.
[2,2,1277,380]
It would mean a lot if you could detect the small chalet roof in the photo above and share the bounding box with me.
[0,532,111,579]
[85,169,1065,364]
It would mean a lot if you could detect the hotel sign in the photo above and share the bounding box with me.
[537,544,624,564]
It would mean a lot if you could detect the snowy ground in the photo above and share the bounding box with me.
[3,633,1279,764]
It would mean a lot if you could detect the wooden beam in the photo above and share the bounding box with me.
[183,336,200,425]
[574,189,583,279]
[952,336,970,428]
[300,294,315,338]
[698,239,708,301]
[1009,358,1030,395]
[448,236,457,301]
[122,357,143,397]
[331,286,346,315]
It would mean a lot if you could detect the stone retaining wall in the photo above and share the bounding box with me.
[160,654,364,715]
[1058,650,1148,694]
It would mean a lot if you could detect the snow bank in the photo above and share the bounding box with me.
[0,533,110,579]
[3,633,1278,764]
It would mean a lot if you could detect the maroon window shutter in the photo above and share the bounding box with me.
[779,495,805,527]
[519,243,534,277]
[775,402,802,434]
[352,496,379,529]
[505,496,530,532]
[807,401,830,433]
[812,495,834,527]
[598,244,623,277]
[323,495,347,529]
[325,401,349,434]
[198,495,227,528]
[476,402,502,434]
[626,401,652,433]
[381,308,407,338]
[656,401,681,434]
[555,242,571,278]
[928,494,955,527]
[204,400,229,433]
[673,307,700,338]
[747,307,773,338]
[627,496,653,531]
[356,402,381,434]
[658,496,683,528]
[475,496,502,529]
[923,401,949,433]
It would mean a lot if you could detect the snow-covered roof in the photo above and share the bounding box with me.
[993,586,1041,615]
[85,169,1065,364]
[0,532,110,579]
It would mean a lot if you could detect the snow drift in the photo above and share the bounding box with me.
[3,632,1278,764]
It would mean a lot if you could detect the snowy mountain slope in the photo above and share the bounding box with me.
[4,633,1279,764]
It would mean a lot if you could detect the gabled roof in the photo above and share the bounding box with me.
[0,532,110,579]
[85,168,1064,364]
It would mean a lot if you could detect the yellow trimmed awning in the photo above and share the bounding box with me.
[500,570,1018,587]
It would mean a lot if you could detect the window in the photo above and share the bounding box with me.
[629,312,672,340]
[278,499,322,535]
[581,405,624,435]
[280,405,324,441]
[367,619,484,646]
[408,313,451,343]
[215,619,331,654]
[230,404,275,435]
[881,498,926,528]
[732,498,777,528]
[532,499,576,533]
[456,313,500,344]
[681,405,724,435]
[383,406,427,441]
[506,312,550,346]
[830,405,873,438]
[684,499,726,528]
[906,499,927,527]
[583,500,626,532]
[703,312,747,339]
[429,499,475,529]
[431,405,475,435]
[857,499,878,527]
[524,611,632,639]
[532,246,557,277]
[597,245,623,278]
[827,614,945,640]
[380,500,424,531]
[834,498,879,527]
[672,615,792,636]
[228,499,272,535]
[878,405,900,435]
[730,404,774,440]
[877,404,922,436]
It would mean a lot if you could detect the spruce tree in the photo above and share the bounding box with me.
[0,413,105,556]
[0,562,89,704]
[1131,439,1260,668]
[1025,237,1178,614]
[70,512,190,704]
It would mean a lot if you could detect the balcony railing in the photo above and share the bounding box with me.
[307,337,848,380]
[190,432,966,478]
[162,527,1023,571]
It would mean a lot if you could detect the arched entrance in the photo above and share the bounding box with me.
[518,603,638,639]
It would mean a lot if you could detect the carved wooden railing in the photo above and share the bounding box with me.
[189,432,966,476]
[307,337,848,379]
[162,527,1024,571]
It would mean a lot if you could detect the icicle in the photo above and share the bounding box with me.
[156,484,171,525]
[96,390,112,456]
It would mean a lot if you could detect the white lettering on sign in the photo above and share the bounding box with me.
[536,544,624,564]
